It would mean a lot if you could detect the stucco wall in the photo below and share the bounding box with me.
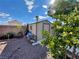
[37,23,43,40]
[0,25,26,36]
[29,23,43,40]
[29,24,36,35]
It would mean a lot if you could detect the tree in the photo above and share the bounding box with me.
[48,0,79,16]
[42,0,79,59]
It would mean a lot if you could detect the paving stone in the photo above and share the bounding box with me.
[0,38,47,59]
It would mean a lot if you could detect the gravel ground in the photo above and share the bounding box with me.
[0,38,47,59]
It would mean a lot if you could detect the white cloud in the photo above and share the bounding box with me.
[0,21,4,25]
[24,0,34,12]
[39,16,48,19]
[8,17,13,20]
[0,12,15,25]
[45,12,47,15]
[0,12,14,20]
[39,16,46,19]
[7,19,14,22]
[33,16,48,20]
[22,22,27,25]
[49,0,55,5]
[0,12,10,18]
[0,21,2,23]
[77,0,79,2]
[33,16,49,20]
[42,5,48,9]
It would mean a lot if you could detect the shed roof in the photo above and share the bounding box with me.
[29,20,51,25]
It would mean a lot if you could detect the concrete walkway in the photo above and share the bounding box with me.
[0,42,7,54]
[0,38,47,59]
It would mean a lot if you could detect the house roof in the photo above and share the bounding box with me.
[0,20,26,26]
[7,20,22,25]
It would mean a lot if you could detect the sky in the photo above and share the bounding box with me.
[0,0,55,25]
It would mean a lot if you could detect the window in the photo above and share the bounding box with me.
[51,26,54,29]
[30,26,32,30]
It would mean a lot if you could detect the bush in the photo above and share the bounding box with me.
[14,32,23,38]
[6,33,14,39]
[0,32,14,40]
[0,32,24,40]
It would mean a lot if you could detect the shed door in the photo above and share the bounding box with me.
[43,24,50,32]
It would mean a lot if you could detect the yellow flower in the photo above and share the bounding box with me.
[57,26,62,29]
[77,40,79,44]
[63,32,66,34]
[62,32,67,37]
[69,32,73,34]
[65,40,70,44]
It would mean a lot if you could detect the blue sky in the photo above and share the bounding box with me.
[0,0,54,24]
